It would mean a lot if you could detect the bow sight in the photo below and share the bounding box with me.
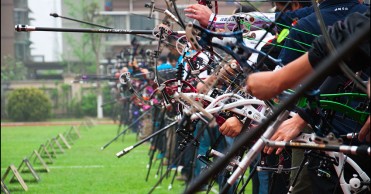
[145,0,182,27]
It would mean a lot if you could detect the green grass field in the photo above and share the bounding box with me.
[1,123,252,194]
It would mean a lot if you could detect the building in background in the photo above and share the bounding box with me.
[1,0,32,63]
[61,0,236,67]
[99,0,236,61]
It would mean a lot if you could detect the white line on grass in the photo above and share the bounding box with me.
[48,165,104,169]
[1,165,104,170]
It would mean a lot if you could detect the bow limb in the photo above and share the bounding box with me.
[152,1,175,86]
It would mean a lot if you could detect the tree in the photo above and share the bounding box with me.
[63,0,110,118]
[1,55,27,81]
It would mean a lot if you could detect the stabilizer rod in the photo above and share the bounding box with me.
[15,24,186,35]
[116,120,177,158]
[101,107,153,150]
[264,140,370,156]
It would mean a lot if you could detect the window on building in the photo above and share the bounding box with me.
[129,14,155,41]
[14,42,27,61]
[14,0,28,8]
[100,12,157,45]
[105,15,128,42]
[13,2,31,62]
[14,10,28,25]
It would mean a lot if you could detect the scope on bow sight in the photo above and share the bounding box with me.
[119,72,131,84]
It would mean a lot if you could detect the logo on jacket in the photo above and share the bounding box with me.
[334,7,349,11]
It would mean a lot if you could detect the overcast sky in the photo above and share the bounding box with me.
[28,0,62,62]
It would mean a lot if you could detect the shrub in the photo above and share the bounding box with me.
[80,85,115,117]
[68,97,83,118]
[102,85,114,116]
[6,88,52,121]
[81,92,97,117]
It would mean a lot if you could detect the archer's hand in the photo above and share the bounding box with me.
[360,80,371,142]
[219,117,243,137]
[246,71,282,100]
[264,114,307,155]
[184,4,212,27]
[358,116,370,142]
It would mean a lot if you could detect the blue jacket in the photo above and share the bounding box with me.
[279,0,368,65]
[157,62,174,71]
[292,6,370,139]
[275,6,314,27]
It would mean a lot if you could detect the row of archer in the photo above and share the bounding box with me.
[77,1,370,192]
[15,1,370,193]
[109,1,371,194]
[174,1,370,194]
